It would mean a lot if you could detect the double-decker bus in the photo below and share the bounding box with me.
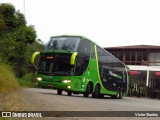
[31,35,129,99]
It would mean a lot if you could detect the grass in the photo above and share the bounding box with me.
[0,91,30,111]
[0,91,35,120]
[17,73,37,88]
[0,62,19,94]
[0,62,33,114]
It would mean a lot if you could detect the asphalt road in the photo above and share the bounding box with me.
[21,88,160,120]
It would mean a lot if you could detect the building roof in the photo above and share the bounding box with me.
[104,45,160,49]
[128,65,160,71]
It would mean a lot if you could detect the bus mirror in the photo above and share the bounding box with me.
[70,52,78,65]
[31,52,40,64]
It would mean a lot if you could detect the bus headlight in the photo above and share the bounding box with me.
[37,77,42,81]
[67,86,71,89]
[62,80,71,83]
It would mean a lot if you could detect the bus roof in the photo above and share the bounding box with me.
[50,35,97,45]
[50,35,127,68]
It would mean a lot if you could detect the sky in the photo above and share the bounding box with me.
[1,0,160,47]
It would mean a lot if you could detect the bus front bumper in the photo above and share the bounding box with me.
[37,81,72,91]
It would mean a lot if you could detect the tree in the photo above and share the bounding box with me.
[0,13,6,32]
[0,3,37,77]
[0,3,16,32]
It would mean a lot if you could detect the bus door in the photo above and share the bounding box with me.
[72,39,91,91]
[73,76,83,91]
[73,56,90,91]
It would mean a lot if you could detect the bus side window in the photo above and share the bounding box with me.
[75,40,91,76]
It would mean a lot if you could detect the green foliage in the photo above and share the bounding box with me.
[0,62,19,94]
[0,13,6,31]
[0,61,30,112]
[0,3,16,32]
[17,73,37,87]
[14,10,26,27]
[25,25,37,44]
[0,3,38,77]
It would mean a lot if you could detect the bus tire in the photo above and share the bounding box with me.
[111,95,117,99]
[57,90,62,95]
[84,83,92,97]
[99,94,104,98]
[67,91,72,96]
[111,89,122,99]
[92,84,100,98]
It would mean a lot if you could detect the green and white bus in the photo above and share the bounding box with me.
[31,35,129,98]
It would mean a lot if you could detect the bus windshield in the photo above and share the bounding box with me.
[45,37,81,51]
[38,53,73,76]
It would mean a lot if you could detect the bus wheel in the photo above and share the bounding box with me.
[111,95,116,99]
[67,91,72,96]
[99,94,104,98]
[92,84,100,98]
[84,83,92,97]
[111,89,122,99]
[57,90,62,95]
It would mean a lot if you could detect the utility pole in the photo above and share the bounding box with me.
[24,0,25,16]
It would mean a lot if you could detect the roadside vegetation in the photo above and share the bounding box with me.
[18,73,37,87]
[0,61,30,112]
[0,62,19,94]
[0,3,44,111]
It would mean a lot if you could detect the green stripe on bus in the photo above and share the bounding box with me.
[94,45,106,91]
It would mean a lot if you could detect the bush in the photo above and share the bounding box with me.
[0,62,19,94]
[17,73,37,87]
[0,3,37,78]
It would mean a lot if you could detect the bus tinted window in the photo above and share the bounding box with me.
[97,46,127,91]
[38,53,73,76]
[75,40,91,76]
[45,37,81,51]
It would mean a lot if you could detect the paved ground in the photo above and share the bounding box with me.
[21,88,160,120]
